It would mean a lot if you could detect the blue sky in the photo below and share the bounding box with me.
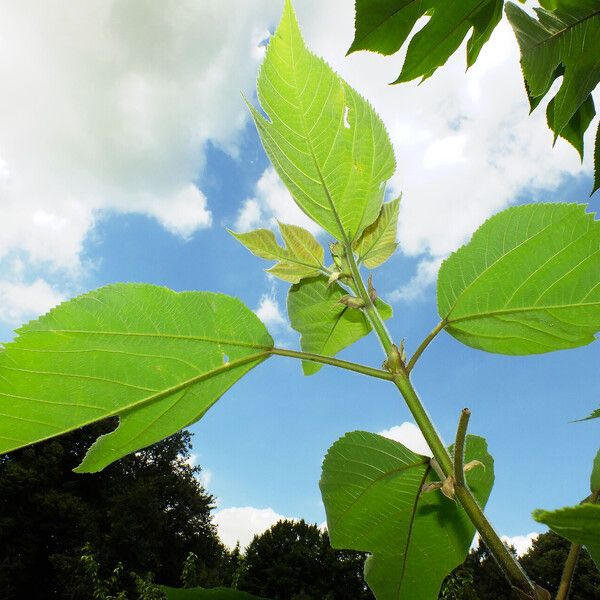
[0,1,598,553]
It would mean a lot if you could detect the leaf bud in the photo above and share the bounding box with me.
[338,295,366,309]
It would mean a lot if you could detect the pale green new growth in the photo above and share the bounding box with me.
[288,276,392,375]
[320,431,494,600]
[0,284,273,472]
[248,0,395,243]
[534,504,600,570]
[230,222,324,283]
[353,196,400,268]
[438,203,600,355]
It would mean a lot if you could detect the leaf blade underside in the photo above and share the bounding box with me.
[250,0,395,243]
[320,431,494,599]
[437,203,600,355]
[287,276,392,375]
[0,284,273,472]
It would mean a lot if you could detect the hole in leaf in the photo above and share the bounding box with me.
[343,106,350,129]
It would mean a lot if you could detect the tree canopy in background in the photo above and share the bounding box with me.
[237,520,374,600]
[0,423,228,599]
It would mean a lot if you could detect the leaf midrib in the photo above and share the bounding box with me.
[18,329,274,351]
[328,456,429,533]
[531,8,600,50]
[443,207,578,319]
[0,351,269,453]
[286,7,349,244]
[448,300,600,326]
[397,465,433,598]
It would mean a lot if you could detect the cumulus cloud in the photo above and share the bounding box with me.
[501,532,539,556]
[0,278,65,326]
[388,257,443,303]
[255,294,289,331]
[379,422,432,457]
[213,506,290,549]
[0,0,279,324]
[1,0,596,328]
[234,167,321,235]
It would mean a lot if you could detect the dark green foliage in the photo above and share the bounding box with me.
[236,520,373,600]
[438,532,600,599]
[0,422,226,599]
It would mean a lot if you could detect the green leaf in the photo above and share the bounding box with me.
[0,284,273,472]
[592,448,600,494]
[437,203,600,355]
[505,1,600,176]
[288,276,392,375]
[230,223,324,283]
[353,196,400,268]
[249,0,395,243]
[320,431,494,599]
[594,122,600,194]
[162,586,268,600]
[533,504,600,570]
[348,0,503,82]
[547,94,595,160]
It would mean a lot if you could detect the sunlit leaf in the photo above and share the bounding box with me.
[0,284,273,472]
[353,196,400,268]
[547,95,595,161]
[321,431,494,599]
[533,504,600,570]
[249,0,395,242]
[592,448,600,494]
[595,122,600,194]
[288,276,392,375]
[230,223,324,283]
[349,0,503,82]
[506,0,600,182]
[438,203,600,355]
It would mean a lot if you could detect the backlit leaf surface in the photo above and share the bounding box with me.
[0,284,273,472]
[533,504,600,570]
[230,223,324,283]
[249,0,395,242]
[288,276,392,375]
[591,448,600,494]
[438,203,600,355]
[320,431,494,599]
[353,196,400,268]
[349,0,503,81]
[506,0,600,182]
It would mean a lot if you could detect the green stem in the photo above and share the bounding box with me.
[343,246,541,600]
[406,319,447,373]
[270,347,393,381]
[556,544,581,600]
[344,242,393,356]
[454,408,471,487]
[556,489,600,600]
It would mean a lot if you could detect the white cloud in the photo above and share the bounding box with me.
[0,1,596,324]
[388,257,443,303]
[0,0,279,323]
[0,278,65,326]
[255,294,288,331]
[379,422,432,457]
[184,452,213,487]
[501,532,539,557]
[234,167,321,235]
[213,506,289,549]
